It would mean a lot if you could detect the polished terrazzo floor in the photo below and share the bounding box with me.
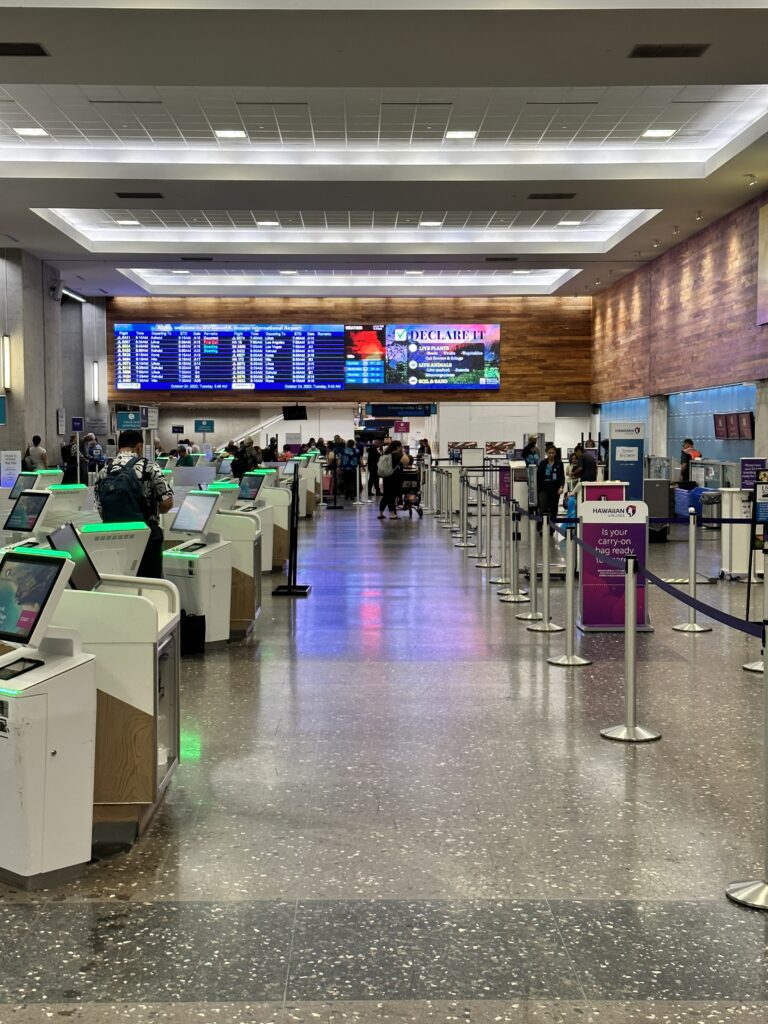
[2,503,768,1022]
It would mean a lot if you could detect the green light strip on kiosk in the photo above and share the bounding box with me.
[0,686,22,697]
[81,521,149,533]
[163,549,200,559]
[34,469,62,475]
[246,469,276,476]
[13,548,69,558]
[208,482,239,491]
[49,484,87,492]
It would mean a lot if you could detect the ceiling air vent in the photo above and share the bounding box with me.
[529,192,576,200]
[629,43,709,58]
[0,42,49,56]
[115,192,164,199]
[484,257,519,264]
[180,257,214,262]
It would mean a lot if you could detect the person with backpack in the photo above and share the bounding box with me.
[94,429,173,579]
[377,440,410,520]
[341,438,360,499]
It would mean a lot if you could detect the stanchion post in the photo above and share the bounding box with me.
[673,508,711,633]
[440,469,454,529]
[516,513,543,620]
[600,558,660,743]
[548,526,591,666]
[744,542,766,672]
[726,619,768,909]
[352,455,364,505]
[455,472,475,549]
[500,501,529,603]
[528,515,564,633]
[476,486,500,568]
[474,485,486,558]
[490,496,511,584]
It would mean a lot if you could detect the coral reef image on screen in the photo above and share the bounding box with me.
[385,324,500,389]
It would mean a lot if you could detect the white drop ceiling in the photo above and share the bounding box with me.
[0,2,766,298]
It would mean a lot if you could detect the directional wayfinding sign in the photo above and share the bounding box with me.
[195,419,215,434]
[71,417,84,432]
[579,500,649,631]
[116,410,142,431]
[171,425,185,435]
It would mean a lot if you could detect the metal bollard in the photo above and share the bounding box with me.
[528,514,564,633]
[490,497,511,585]
[455,473,476,549]
[353,458,364,505]
[500,502,529,603]
[744,544,767,672]
[600,557,661,743]
[672,508,711,633]
[548,526,591,666]
[440,470,455,529]
[516,513,543,620]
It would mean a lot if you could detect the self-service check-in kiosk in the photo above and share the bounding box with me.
[277,459,310,517]
[259,474,292,570]
[205,481,240,510]
[239,471,277,572]
[0,470,41,510]
[213,510,262,637]
[46,524,181,845]
[2,489,56,547]
[34,469,64,487]
[80,521,150,576]
[0,549,96,887]
[163,490,232,644]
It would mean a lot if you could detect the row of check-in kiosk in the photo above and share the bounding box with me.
[0,454,324,889]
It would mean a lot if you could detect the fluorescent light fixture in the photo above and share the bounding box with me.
[116,219,140,226]
[171,269,191,275]
[558,220,583,226]
[445,130,477,140]
[404,270,424,275]
[1,334,10,390]
[61,286,86,303]
[92,360,100,404]
[257,220,280,227]
[419,220,443,228]
[215,129,247,139]
[642,128,676,139]
[15,127,48,138]
[512,270,532,275]
[279,269,298,275]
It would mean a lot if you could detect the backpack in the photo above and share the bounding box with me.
[341,448,359,469]
[96,457,152,523]
[378,453,395,477]
[231,453,247,478]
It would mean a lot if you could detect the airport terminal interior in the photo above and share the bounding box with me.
[3,1,768,1021]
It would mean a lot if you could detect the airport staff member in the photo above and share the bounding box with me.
[94,429,174,579]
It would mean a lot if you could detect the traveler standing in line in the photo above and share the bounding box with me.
[367,439,382,497]
[536,444,564,534]
[417,439,432,460]
[62,434,80,483]
[341,438,360,499]
[522,436,540,466]
[575,442,598,482]
[94,429,173,580]
[377,440,410,520]
[25,435,48,470]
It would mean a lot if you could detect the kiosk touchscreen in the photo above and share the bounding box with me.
[240,474,266,502]
[0,549,73,656]
[46,524,102,592]
[3,492,51,535]
[282,460,300,478]
[156,457,169,469]
[171,490,220,540]
[9,473,39,501]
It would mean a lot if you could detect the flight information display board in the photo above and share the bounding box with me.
[114,322,501,392]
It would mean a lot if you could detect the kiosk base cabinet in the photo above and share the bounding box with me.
[0,652,96,888]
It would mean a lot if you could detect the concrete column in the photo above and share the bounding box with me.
[755,380,768,459]
[82,299,108,435]
[0,249,64,455]
[649,394,668,457]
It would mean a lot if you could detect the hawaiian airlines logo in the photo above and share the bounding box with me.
[626,505,638,517]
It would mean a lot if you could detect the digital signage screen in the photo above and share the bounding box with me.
[114,322,500,392]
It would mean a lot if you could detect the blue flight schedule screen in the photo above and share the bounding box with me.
[114,323,346,391]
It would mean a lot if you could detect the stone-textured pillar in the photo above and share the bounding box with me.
[82,298,107,434]
[755,380,768,459]
[649,394,668,457]
[0,249,63,455]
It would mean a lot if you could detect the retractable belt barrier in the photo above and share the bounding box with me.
[430,479,768,911]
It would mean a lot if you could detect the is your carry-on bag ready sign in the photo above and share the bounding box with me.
[579,500,649,631]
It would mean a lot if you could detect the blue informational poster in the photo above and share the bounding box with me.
[116,411,142,430]
[195,419,215,433]
[609,423,645,501]
[0,395,6,427]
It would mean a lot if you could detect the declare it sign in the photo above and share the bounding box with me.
[579,500,649,631]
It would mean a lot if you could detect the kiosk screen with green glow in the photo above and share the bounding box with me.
[0,552,66,645]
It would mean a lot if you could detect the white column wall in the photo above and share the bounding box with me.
[436,402,560,454]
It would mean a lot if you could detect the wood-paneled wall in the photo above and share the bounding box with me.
[592,193,768,403]
[107,296,592,404]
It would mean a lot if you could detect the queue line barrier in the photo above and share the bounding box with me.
[427,464,768,911]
